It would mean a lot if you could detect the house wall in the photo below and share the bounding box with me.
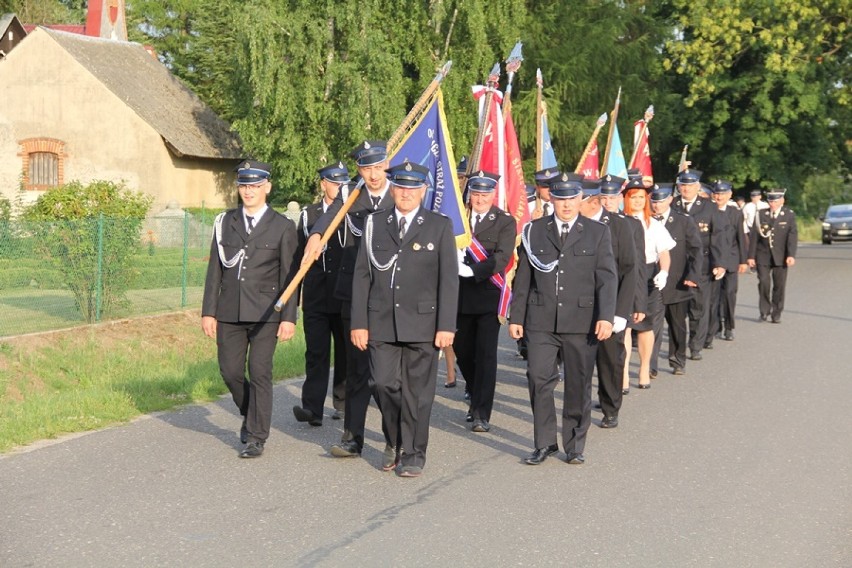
[0,29,233,212]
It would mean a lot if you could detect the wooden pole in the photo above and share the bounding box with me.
[628,105,654,168]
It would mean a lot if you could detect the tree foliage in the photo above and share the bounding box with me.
[662,0,851,197]
[22,181,152,322]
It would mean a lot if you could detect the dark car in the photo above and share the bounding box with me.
[821,203,852,244]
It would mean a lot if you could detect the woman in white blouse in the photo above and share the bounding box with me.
[622,182,676,390]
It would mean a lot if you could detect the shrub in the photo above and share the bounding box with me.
[21,180,152,322]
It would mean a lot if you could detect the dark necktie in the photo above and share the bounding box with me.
[399,217,407,239]
[560,224,569,244]
[543,203,550,216]
[246,215,254,234]
[654,215,663,222]
[474,214,482,231]
[372,195,381,209]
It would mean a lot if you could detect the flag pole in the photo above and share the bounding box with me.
[574,113,608,174]
[677,144,689,173]
[600,87,621,175]
[274,61,452,312]
[628,105,654,167]
[535,69,544,170]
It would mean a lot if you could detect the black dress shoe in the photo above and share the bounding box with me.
[444,380,457,388]
[637,383,650,389]
[293,406,322,426]
[565,452,585,465]
[382,444,398,471]
[689,351,702,361]
[472,420,490,433]
[622,388,630,395]
[600,416,618,428]
[759,314,768,322]
[464,391,471,401]
[593,402,602,410]
[465,409,474,422]
[672,366,685,376]
[703,341,714,350]
[240,418,248,444]
[771,317,781,324]
[724,329,734,341]
[330,439,361,458]
[650,369,658,379]
[239,441,264,458]
[523,445,558,465]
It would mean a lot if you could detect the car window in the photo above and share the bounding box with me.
[827,205,852,218]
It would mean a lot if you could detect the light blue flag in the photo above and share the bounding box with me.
[606,124,628,179]
[540,115,558,170]
[389,90,470,247]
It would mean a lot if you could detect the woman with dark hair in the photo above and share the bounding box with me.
[621,181,675,390]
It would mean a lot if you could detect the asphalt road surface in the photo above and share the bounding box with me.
[2,242,850,567]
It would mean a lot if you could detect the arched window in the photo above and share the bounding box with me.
[18,138,66,191]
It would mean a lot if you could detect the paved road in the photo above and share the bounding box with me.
[2,243,850,567]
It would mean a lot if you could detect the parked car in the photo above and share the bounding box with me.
[821,203,852,244]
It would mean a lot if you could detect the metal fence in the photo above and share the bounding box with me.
[0,212,217,338]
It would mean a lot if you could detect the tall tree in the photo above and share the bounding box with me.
[661,0,850,196]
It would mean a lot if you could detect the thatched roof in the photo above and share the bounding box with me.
[42,28,242,160]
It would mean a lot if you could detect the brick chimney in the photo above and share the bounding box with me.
[85,0,127,41]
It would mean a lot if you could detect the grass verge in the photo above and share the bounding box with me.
[0,310,307,453]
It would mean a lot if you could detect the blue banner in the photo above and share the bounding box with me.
[606,124,628,179]
[540,114,558,170]
[390,90,470,248]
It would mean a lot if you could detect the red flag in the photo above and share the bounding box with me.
[472,86,505,208]
[502,99,531,233]
[631,119,654,185]
[578,141,600,179]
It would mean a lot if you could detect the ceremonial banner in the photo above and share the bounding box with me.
[605,124,628,179]
[390,90,470,248]
[629,106,655,186]
[472,86,506,209]
[503,99,531,232]
[577,140,600,179]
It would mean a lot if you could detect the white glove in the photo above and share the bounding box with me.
[457,249,467,263]
[612,316,627,334]
[458,260,474,278]
[653,270,668,290]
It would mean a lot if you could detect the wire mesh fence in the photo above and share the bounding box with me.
[0,211,218,337]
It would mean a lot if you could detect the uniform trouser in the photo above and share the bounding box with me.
[756,263,788,319]
[370,340,439,469]
[663,300,689,370]
[708,272,739,339]
[217,320,278,444]
[341,305,390,451]
[454,311,500,422]
[596,330,625,419]
[649,288,667,375]
[526,330,597,455]
[688,274,712,352]
[301,309,346,418]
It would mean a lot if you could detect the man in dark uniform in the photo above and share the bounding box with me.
[530,167,560,219]
[748,188,797,323]
[650,183,702,376]
[292,161,349,426]
[351,162,459,478]
[580,176,637,429]
[300,140,393,466]
[509,174,617,465]
[454,171,517,433]
[672,169,729,360]
[708,179,748,342]
[201,160,299,458]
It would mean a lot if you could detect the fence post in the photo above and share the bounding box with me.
[95,213,104,322]
[182,211,189,307]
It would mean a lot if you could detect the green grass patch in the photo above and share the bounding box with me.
[0,311,307,453]
[797,217,822,243]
